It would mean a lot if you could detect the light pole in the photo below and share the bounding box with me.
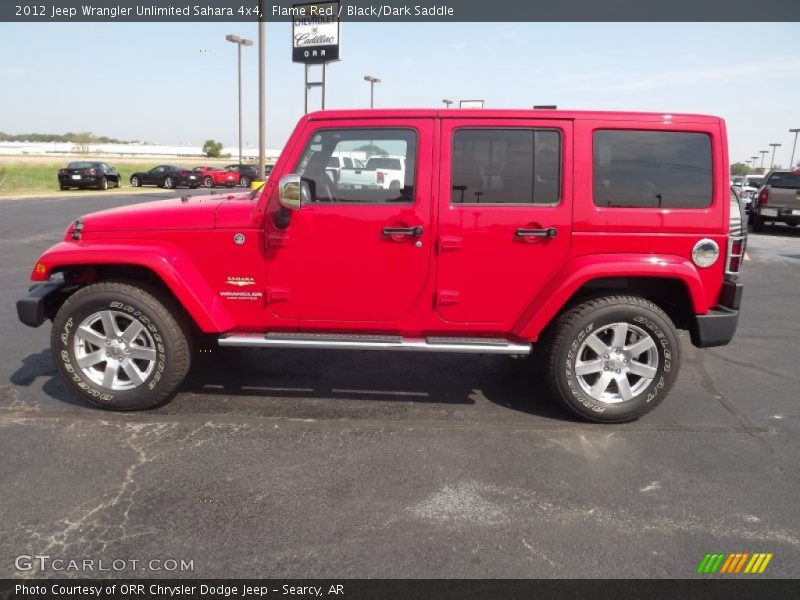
[442,99,453,108]
[759,150,768,169]
[750,156,759,171]
[364,75,380,109]
[257,3,266,183]
[789,129,800,170]
[769,143,782,169]
[225,34,253,164]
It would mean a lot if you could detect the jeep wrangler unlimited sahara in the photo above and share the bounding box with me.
[17,109,745,423]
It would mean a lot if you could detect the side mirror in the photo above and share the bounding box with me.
[278,174,309,211]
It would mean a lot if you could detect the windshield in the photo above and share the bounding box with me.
[366,158,402,170]
[768,172,800,189]
[743,177,763,187]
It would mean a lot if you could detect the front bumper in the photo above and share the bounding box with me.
[16,279,68,327]
[689,281,743,348]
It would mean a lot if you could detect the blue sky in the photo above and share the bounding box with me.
[1,22,799,166]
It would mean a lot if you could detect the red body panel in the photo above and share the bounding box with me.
[31,109,731,340]
[193,166,241,186]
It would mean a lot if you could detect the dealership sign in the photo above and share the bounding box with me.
[292,1,340,64]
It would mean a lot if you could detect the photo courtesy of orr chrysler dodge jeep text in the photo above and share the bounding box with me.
[17,109,745,423]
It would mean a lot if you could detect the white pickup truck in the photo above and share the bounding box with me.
[337,156,406,190]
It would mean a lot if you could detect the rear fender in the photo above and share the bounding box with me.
[513,253,708,341]
[30,241,235,332]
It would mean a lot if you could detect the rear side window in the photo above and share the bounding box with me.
[766,172,800,189]
[451,129,561,205]
[593,130,712,208]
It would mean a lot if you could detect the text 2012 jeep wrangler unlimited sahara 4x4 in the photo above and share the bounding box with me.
[17,109,745,423]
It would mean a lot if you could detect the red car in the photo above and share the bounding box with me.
[17,109,744,423]
[193,165,240,188]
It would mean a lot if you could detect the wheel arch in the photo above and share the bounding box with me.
[33,242,235,333]
[513,254,708,341]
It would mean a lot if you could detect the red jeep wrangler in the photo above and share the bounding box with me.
[17,110,745,423]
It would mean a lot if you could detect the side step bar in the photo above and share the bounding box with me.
[218,332,531,355]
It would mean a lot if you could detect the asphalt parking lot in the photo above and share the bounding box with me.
[0,190,798,578]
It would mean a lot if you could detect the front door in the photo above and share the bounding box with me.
[436,119,573,327]
[265,120,433,324]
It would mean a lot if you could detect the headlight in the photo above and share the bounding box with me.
[692,238,720,268]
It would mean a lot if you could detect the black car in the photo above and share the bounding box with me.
[58,161,121,191]
[225,163,258,188]
[226,163,274,187]
[129,165,199,189]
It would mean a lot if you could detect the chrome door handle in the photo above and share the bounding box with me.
[383,226,423,236]
[515,227,557,238]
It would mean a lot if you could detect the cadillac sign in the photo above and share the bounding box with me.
[292,1,341,64]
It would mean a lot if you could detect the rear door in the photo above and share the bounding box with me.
[436,118,573,326]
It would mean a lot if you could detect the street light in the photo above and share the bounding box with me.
[226,34,253,164]
[789,129,800,170]
[759,150,768,169]
[769,143,782,169]
[442,99,453,108]
[364,75,380,109]
[750,156,759,170]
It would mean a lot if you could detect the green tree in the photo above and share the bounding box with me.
[730,162,750,176]
[202,139,224,158]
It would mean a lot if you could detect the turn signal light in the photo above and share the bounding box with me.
[34,262,47,276]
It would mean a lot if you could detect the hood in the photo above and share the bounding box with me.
[73,192,255,234]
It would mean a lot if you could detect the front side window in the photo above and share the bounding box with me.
[294,128,417,204]
[593,130,713,208]
[451,129,561,205]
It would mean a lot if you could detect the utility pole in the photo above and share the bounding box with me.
[225,34,253,164]
[364,75,380,108]
[442,99,453,108]
[789,129,800,170]
[258,1,266,182]
[759,150,768,169]
[769,143,782,169]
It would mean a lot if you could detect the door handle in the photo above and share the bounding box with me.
[515,227,557,238]
[383,226,423,237]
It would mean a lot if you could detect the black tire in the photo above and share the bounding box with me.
[203,176,214,189]
[543,295,680,423]
[98,176,108,191]
[164,176,174,189]
[750,214,764,233]
[226,182,235,188]
[190,185,198,189]
[115,177,122,188]
[240,176,251,188]
[60,185,69,191]
[130,176,140,187]
[51,281,191,411]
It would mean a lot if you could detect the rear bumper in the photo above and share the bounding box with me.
[16,279,68,328]
[689,281,743,348]
[59,176,99,186]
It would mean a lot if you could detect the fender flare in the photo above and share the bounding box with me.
[512,253,708,340]
[31,241,235,333]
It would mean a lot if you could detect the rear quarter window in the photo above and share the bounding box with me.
[593,130,713,209]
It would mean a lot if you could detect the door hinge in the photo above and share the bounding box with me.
[266,287,291,302]
[438,236,463,252]
[436,290,461,306]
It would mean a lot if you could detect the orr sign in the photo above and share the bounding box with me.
[292,1,341,64]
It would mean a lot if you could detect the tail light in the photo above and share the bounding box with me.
[178,170,189,175]
[726,186,746,277]
[58,169,67,175]
[376,171,385,184]
[758,188,769,205]
[85,168,96,176]
[726,237,744,274]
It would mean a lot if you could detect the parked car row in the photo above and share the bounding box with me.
[58,162,274,191]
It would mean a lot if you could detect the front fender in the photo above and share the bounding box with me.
[513,253,708,341]
[30,241,236,333]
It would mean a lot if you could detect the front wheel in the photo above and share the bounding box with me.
[240,176,251,188]
[203,176,214,188]
[98,176,108,190]
[164,177,175,189]
[51,281,191,411]
[130,176,140,187]
[543,295,680,423]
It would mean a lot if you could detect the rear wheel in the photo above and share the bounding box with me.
[203,176,214,188]
[226,182,235,188]
[51,281,191,411]
[98,176,108,190]
[543,295,680,423]
[130,176,140,187]
[164,176,175,189]
[60,185,69,191]
[240,176,251,188]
